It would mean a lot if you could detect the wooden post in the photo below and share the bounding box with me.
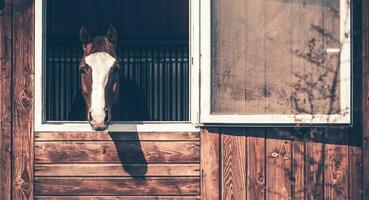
[0,0,12,199]
[12,0,34,199]
[201,128,220,200]
[363,0,369,199]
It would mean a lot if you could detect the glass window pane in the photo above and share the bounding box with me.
[211,0,342,115]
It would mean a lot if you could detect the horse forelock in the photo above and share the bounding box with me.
[83,36,118,59]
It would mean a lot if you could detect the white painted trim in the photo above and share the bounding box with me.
[34,0,199,132]
[34,0,43,131]
[35,122,199,132]
[199,0,351,124]
[200,0,212,123]
[190,0,200,125]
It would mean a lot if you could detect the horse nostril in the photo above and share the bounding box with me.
[104,110,109,124]
[88,111,93,121]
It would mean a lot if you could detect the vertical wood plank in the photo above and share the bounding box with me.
[221,128,246,200]
[291,0,310,114]
[305,129,324,200]
[247,128,266,200]
[303,0,324,114]
[12,0,34,199]
[322,0,341,114]
[0,0,12,199]
[266,129,292,200]
[245,0,266,114]
[363,0,369,199]
[265,0,292,114]
[211,0,246,113]
[348,146,362,200]
[324,131,348,200]
[292,140,305,200]
[201,128,220,200]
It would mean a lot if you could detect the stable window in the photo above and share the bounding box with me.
[35,0,199,131]
[200,0,351,124]
[36,0,351,131]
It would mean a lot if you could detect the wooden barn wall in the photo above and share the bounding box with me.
[0,1,369,200]
[33,132,201,199]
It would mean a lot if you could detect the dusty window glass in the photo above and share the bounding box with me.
[211,0,344,115]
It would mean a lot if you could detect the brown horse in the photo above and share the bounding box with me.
[74,25,149,131]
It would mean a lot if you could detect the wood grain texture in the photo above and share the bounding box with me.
[12,0,35,199]
[348,146,362,200]
[245,0,266,114]
[211,0,246,113]
[200,128,220,200]
[35,196,200,200]
[35,132,199,141]
[324,143,348,200]
[322,0,341,114]
[292,141,305,200]
[266,138,292,200]
[247,130,265,200]
[221,129,246,200]
[295,0,324,114]
[35,141,199,163]
[35,177,200,196]
[291,0,309,114]
[305,132,324,200]
[304,0,324,114]
[0,0,12,199]
[35,163,200,177]
[265,0,292,114]
[363,0,369,198]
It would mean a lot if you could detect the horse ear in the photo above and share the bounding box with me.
[106,25,118,46]
[80,25,91,46]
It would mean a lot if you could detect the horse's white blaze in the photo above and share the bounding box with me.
[85,52,116,124]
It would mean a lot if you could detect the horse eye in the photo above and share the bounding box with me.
[111,67,118,74]
[80,68,86,75]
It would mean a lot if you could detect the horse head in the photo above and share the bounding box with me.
[79,25,119,131]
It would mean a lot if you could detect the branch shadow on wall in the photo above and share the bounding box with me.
[212,1,363,199]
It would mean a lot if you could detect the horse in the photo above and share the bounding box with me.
[68,25,149,131]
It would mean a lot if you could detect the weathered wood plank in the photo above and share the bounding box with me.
[305,130,324,200]
[304,0,324,114]
[35,141,199,163]
[324,143,348,200]
[221,128,246,200]
[35,177,200,196]
[362,0,369,198]
[266,137,292,200]
[35,163,200,177]
[291,0,309,114]
[12,0,35,199]
[292,140,305,200]
[322,0,341,114]
[324,129,349,200]
[35,196,200,200]
[265,0,292,114]
[247,129,265,200]
[211,0,246,113]
[245,0,266,114]
[0,0,12,199]
[35,132,199,141]
[348,146,362,200]
[200,128,220,200]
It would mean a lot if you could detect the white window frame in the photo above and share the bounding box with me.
[199,0,351,125]
[34,0,200,132]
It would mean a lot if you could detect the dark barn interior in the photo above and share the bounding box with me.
[44,0,189,121]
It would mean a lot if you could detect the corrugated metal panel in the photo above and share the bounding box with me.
[45,40,189,121]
